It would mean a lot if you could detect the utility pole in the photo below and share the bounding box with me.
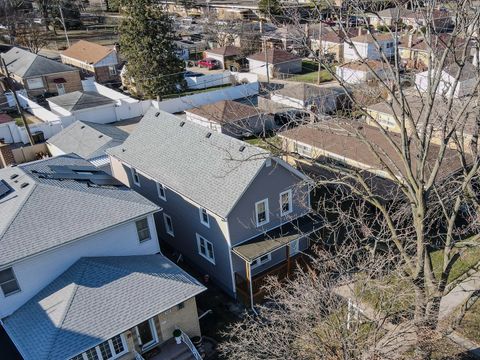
[263,38,270,84]
[317,21,323,85]
[0,56,35,145]
[58,5,70,48]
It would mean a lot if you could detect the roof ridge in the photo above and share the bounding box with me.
[44,260,87,360]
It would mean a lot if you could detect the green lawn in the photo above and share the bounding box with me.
[430,237,480,284]
[245,135,282,155]
[287,60,334,84]
[456,300,480,344]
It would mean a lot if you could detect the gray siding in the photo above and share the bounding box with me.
[227,160,311,246]
[117,162,236,296]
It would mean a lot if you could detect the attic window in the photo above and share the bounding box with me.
[20,182,29,189]
[179,121,185,127]
[239,145,246,152]
[206,132,212,138]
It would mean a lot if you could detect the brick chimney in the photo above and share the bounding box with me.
[0,142,15,167]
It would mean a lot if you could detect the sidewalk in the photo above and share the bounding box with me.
[439,271,480,319]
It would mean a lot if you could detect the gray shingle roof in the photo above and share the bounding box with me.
[108,108,269,218]
[2,47,77,78]
[443,62,478,81]
[0,154,159,266]
[47,120,129,160]
[3,255,206,360]
[48,91,116,112]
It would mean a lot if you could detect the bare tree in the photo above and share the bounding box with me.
[220,1,480,359]
[16,23,48,53]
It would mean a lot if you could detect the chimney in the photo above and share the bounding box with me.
[0,143,15,167]
[408,34,413,48]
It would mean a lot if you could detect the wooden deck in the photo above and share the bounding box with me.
[235,253,309,305]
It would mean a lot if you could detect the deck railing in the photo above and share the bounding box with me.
[180,329,203,360]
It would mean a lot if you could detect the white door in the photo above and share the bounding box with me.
[289,239,299,256]
[56,83,66,95]
[136,318,158,351]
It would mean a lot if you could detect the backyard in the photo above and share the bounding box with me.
[285,60,334,84]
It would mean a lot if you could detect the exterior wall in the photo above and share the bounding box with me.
[415,71,477,98]
[227,160,311,246]
[0,214,159,318]
[157,297,201,340]
[95,66,120,84]
[43,71,83,95]
[203,52,225,69]
[70,104,117,125]
[248,59,269,76]
[344,40,394,61]
[61,53,119,84]
[109,157,236,296]
[248,59,302,77]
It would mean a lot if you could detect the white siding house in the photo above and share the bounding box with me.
[336,61,389,84]
[344,33,396,61]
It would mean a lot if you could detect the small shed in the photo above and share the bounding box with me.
[247,49,302,78]
[336,60,389,84]
[204,46,243,70]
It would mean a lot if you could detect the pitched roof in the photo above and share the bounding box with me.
[351,33,395,44]
[108,108,271,218]
[247,48,301,64]
[2,47,77,78]
[279,120,463,181]
[0,113,13,124]
[185,100,260,123]
[376,6,415,18]
[61,40,115,65]
[205,45,242,57]
[3,255,206,360]
[0,154,159,266]
[47,91,116,112]
[47,120,129,160]
[443,62,478,81]
[275,83,347,102]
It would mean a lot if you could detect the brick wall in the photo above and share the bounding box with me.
[95,66,120,84]
[44,71,83,94]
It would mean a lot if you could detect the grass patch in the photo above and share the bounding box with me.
[14,117,34,127]
[287,61,334,84]
[431,237,480,284]
[456,300,480,344]
[245,135,281,154]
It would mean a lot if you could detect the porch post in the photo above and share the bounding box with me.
[245,260,254,310]
[286,244,291,276]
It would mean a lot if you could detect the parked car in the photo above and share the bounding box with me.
[198,58,220,70]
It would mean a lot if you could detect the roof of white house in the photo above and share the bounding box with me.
[2,47,77,78]
[108,108,285,218]
[61,40,116,65]
[274,83,347,102]
[3,255,206,360]
[47,120,129,160]
[48,91,116,112]
[0,154,159,266]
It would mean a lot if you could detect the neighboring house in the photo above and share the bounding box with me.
[60,40,120,84]
[0,154,160,319]
[0,113,15,145]
[203,46,243,70]
[316,30,345,62]
[343,33,396,61]
[2,255,205,360]
[336,60,389,84]
[279,121,463,183]
[270,83,349,113]
[0,47,82,96]
[415,62,478,98]
[48,91,117,124]
[47,120,129,173]
[365,94,478,153]
[247,49,302,77]
[184,100,274,138]
[108,109,320,306]
[369,7,452,31]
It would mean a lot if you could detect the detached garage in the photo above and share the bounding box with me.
[247,49,302,78]
[336,60,388,84]
[47,91,117,124]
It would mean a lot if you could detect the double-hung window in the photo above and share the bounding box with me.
[255,199,269,227]
[164,213,174,236]
[196,234,215,264]
[0,267,20,296]
[280,190,293,216]
[251,253,271,269]
[136,218,151,242]
[199,208,210,228]
[131,168,140,186]
[157,183,166,201]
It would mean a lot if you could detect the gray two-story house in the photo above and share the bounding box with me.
[108,109,321,307]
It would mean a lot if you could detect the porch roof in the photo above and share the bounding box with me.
[232,214,322,262]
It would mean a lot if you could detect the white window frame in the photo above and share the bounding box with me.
[163,213,174,236]
[199,208,210,228]
[280,189,293,216]
[156,182,166,201]
[26,77,44,90]
[0,267,21,297]
[135,217,151,243]
[196,233,215,264]
[131,167,140,186]
[72,334,128,360]
[251,253,271,269]
[108,65,117,76]
[56,83,66,95]
[255,199,270,227]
